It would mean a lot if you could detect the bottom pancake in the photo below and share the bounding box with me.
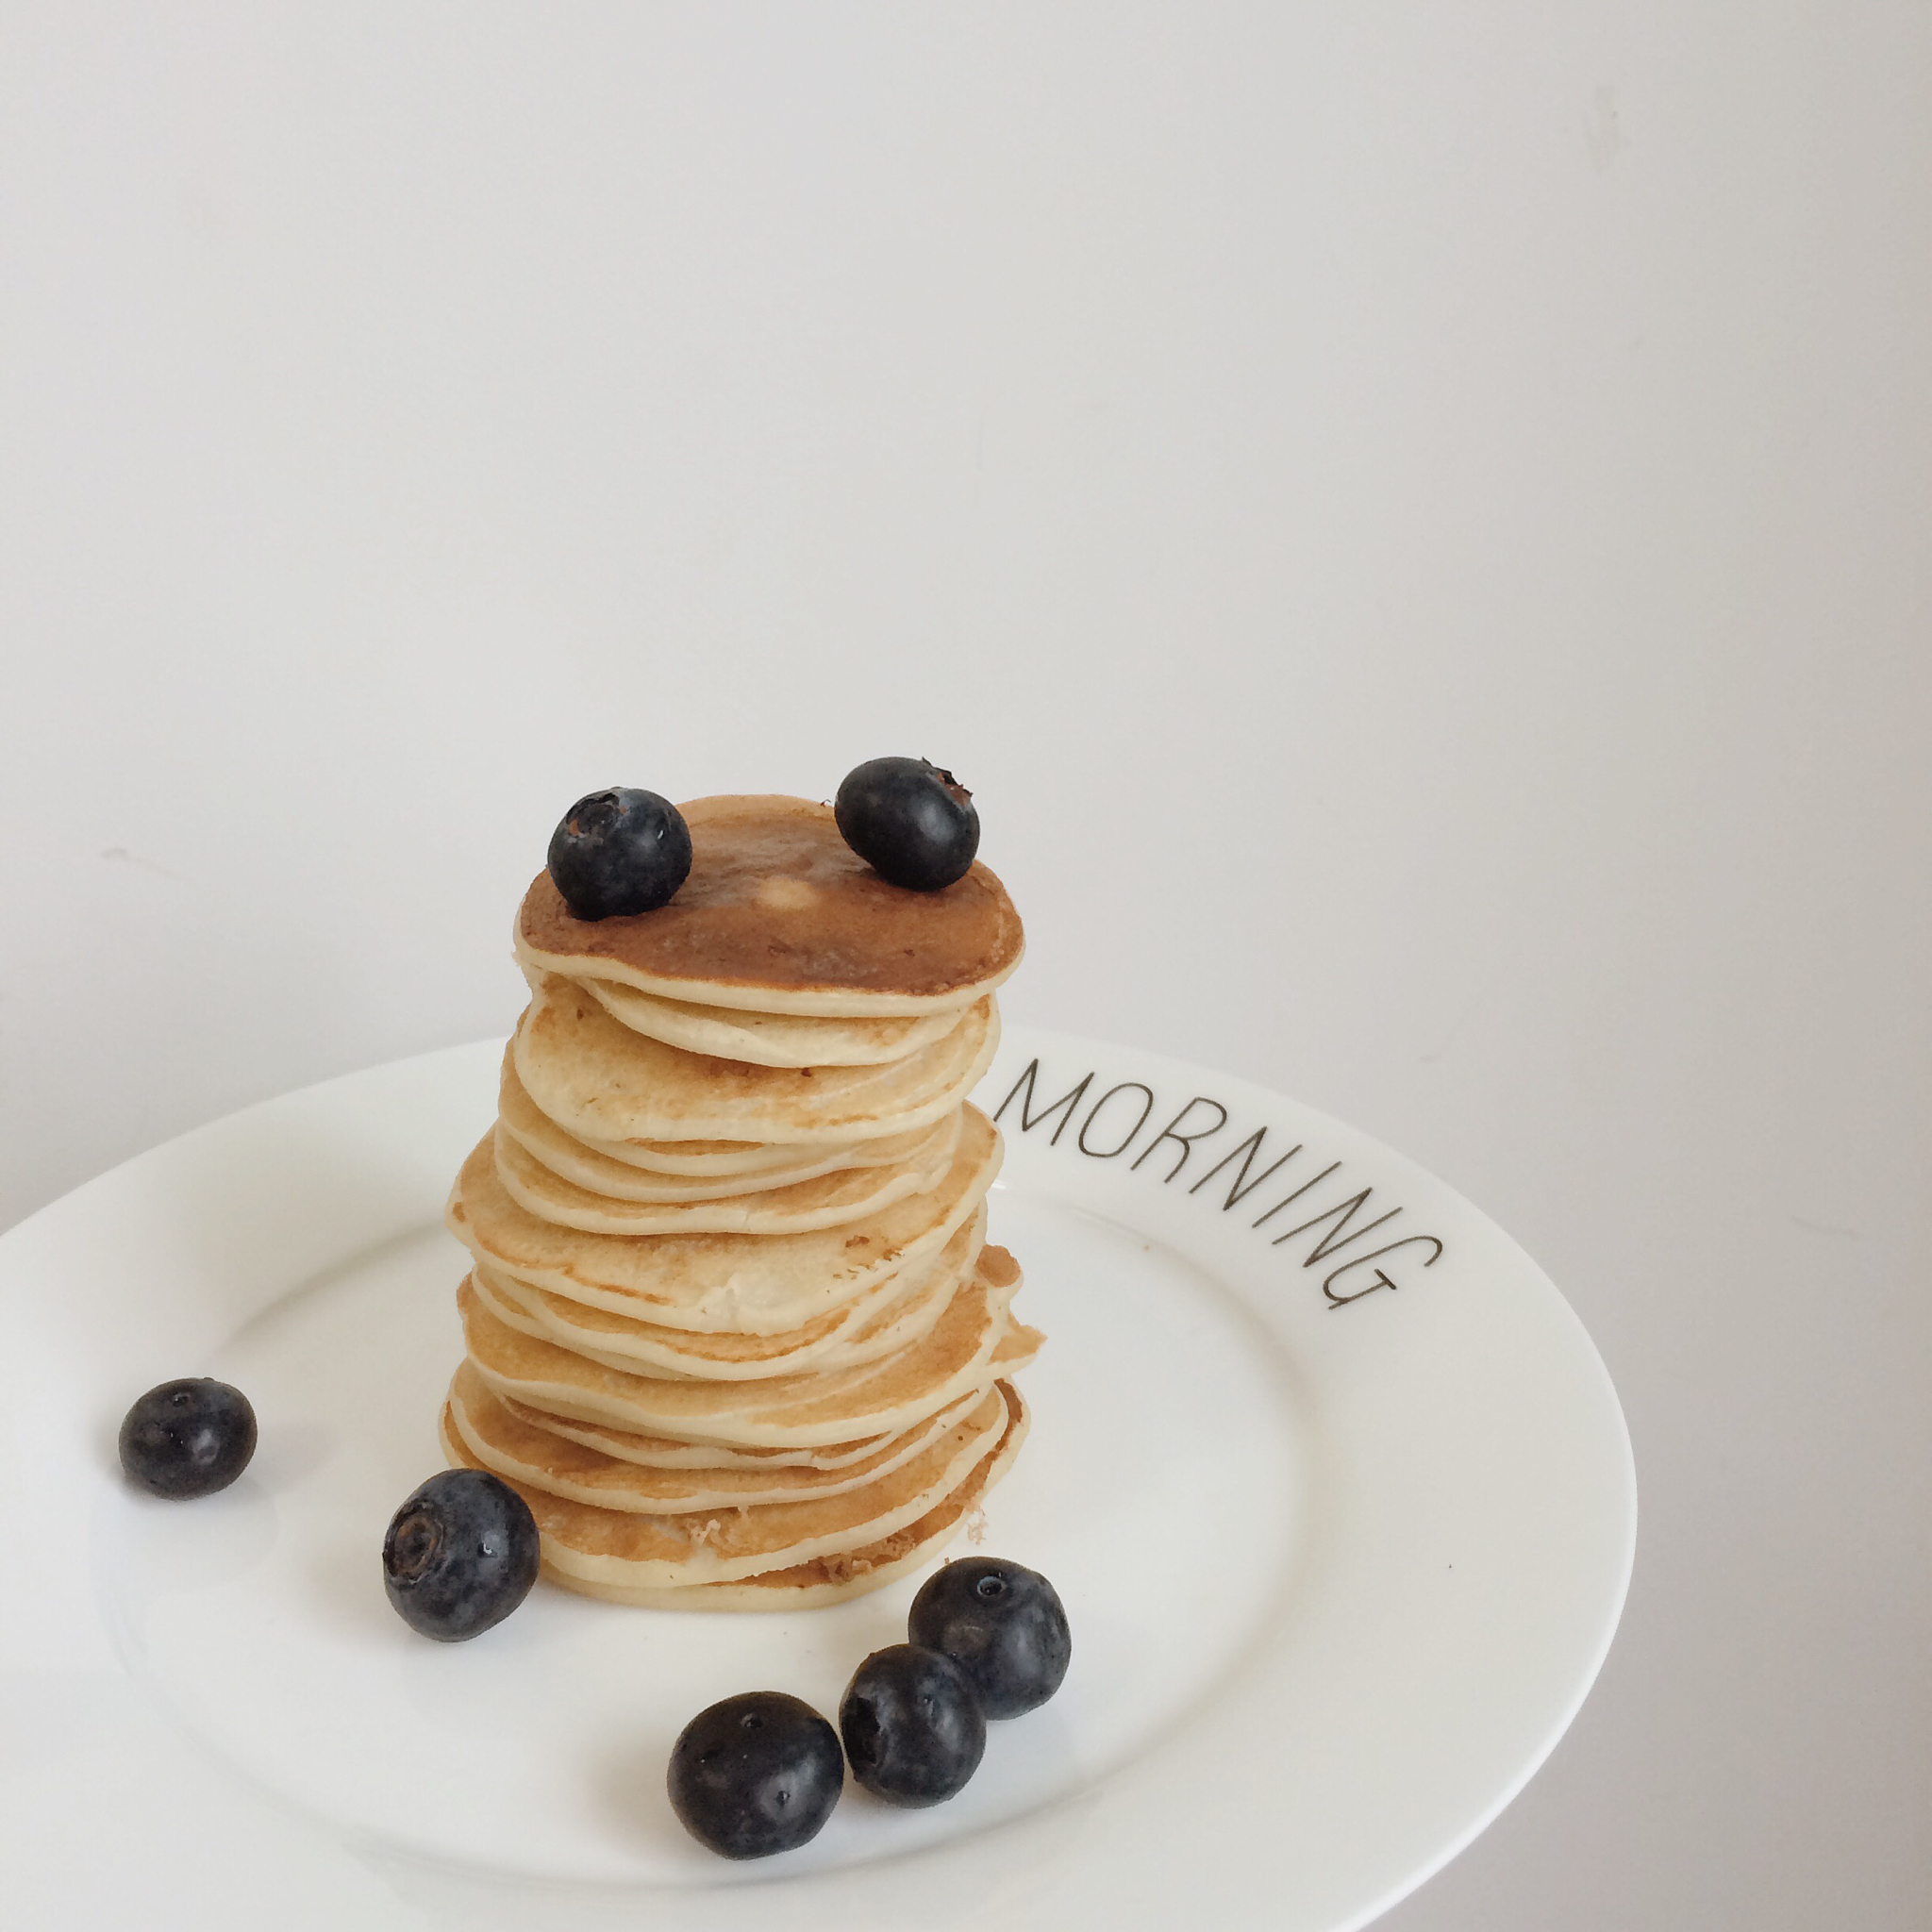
[441,1381,1028,1610]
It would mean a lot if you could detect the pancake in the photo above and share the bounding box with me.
[515,1383,1030,1610]
[447,1361,1008,1516]
[472,1234,972,1386]
[457,1253,1041,1446]
[491,1108,961,1235]
[513,974,999,1147]
[432,789,1037,1616]
[496,1392,936,1472]
[446,1105,1001,1334]
[468,1215,987,1383]
[438,1381,1001,1589]
[440,1381,1028,1596]
[574,975,966,1069]
[514,795,1024,1017]
[556,1133,873,1180]
[497,1060,937,1198]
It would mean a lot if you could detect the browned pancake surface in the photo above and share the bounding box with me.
[518,795,1023,1004]
[518,1382,1031,1608]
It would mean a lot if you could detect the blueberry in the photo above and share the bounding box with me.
[908,1557,1071,1719]
[546,788,692,921]
[833,758,979,891]
[667,1690,843,1858]
[839,1643,986,1807]
[382,1469,541,1641]
[118,1378,258,1499]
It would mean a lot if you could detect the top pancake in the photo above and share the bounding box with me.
[516,794,1024,1016]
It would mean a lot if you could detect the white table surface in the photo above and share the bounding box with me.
[2,8,1925,1928]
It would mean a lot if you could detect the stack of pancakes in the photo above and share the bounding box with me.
[437,794,1038,1610]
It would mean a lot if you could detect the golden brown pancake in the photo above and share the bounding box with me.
[447,1360,1009,1517]
[490,1109,960,1235]
[511,974,999,1146]
[496,1392,937,1472]
[526,1125,879,1180]
[508,1384,1030,1609]
[457,1252,1041,1446]
[438,1382,1003,1588]
[575,976,967,1069]
[515,794,1024,1016]
[495,1058,941,1199]
[441,1381,1030,1604]
[467,1215,987,1382]
[445,1106,1001,1334]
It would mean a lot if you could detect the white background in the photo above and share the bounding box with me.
[1,6,1925,1927]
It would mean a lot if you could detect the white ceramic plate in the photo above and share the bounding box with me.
[0,1027,1632,1932]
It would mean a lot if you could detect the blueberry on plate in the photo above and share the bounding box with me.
[118,1378,258,1499]
[908,1557,1071,1719]
[546,787,692,921]
[382,1469,541,1641]
[667,1690,844,1858]
[833,757,979,891]
[840,1643,986,1807]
